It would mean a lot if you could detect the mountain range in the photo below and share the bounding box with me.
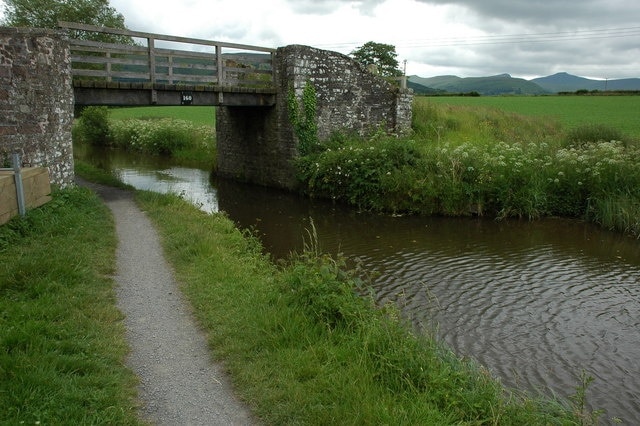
[408,72,640,95]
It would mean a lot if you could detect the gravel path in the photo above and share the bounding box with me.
[81,180,257,426]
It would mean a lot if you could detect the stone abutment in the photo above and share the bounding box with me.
[0,27,74,187]
[216,44,413,189]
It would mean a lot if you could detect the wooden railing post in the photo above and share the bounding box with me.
[216,45,223,86]
[106,52,112,82]
[148,36,157,103]
[271,51,276,85]
[216,45,224,103]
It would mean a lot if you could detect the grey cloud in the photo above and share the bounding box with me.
[404,0,640,78]
[416,0,640,27]
[285,0,386,15]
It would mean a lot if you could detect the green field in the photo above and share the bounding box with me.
[106,96,640,140]
[108,106,215,126]
[427,95,640,139]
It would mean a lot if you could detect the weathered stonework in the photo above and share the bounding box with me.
[0,27,74,187]
[278,45,413,139]
[217,44,413,190]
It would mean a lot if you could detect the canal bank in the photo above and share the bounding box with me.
[127,180,586,424]
[75,145,640,423]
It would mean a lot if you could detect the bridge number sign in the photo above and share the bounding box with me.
[181,91,193,105]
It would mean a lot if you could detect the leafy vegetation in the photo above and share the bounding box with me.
[288,82,319,156]
[297,98,640,237]
[1,0,132,44]
[0,187,141,425]
[73,106,110,146]
[350,41,403,77]
[109,106,216,127]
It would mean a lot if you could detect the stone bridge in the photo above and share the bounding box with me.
[0,25,412,190]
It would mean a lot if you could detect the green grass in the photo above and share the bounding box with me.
[0,187,141,425]
[108,106,216,127]
[136,190,588,425]
[427,95,640,139]
[0,164,592,424]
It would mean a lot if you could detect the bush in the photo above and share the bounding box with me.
[74,106,110,146]
[296,134,420,209]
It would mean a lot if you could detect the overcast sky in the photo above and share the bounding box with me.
[4,0,640,79]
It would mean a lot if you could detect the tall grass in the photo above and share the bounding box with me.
[0,188,141,425]
[297,99,640,237]
[136,190,585,424]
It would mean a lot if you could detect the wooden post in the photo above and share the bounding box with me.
[216,45,223,86]
[216,45,224,103]
[148,36,157,103]
[106,52,112,82]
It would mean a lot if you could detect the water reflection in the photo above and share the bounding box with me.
[78,146,640,424]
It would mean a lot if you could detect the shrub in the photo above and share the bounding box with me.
[296,135,420,209]
[74,106,110,146]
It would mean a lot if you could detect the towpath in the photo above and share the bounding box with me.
[79,180,257,426]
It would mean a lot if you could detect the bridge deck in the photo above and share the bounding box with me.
[73,80,276,106]
[59,22,277,107]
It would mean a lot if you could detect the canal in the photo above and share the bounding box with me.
[78,146,640,423]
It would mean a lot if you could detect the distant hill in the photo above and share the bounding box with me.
[409,74,548,95]
[531,72,640,93]
[407,80,446,95]
[408,72,640,95]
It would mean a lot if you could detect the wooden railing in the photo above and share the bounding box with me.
[58,21,276,89]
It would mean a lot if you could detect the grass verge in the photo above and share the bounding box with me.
[135,189,587,425]
[0,186,142,425]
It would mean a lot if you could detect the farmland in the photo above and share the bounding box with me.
[426,95,640,139]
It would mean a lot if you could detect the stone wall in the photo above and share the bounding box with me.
[0,27,74,187]
[216,44,413,190]
[277,44,413,140]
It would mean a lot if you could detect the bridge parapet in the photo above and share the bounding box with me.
[59,22,276,106]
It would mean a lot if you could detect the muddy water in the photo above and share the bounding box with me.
[79,147,640,423]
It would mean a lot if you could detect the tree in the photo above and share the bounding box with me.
[350,41,402,77]
[1,0,131,43]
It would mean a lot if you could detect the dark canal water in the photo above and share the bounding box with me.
[78,147,640,423]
